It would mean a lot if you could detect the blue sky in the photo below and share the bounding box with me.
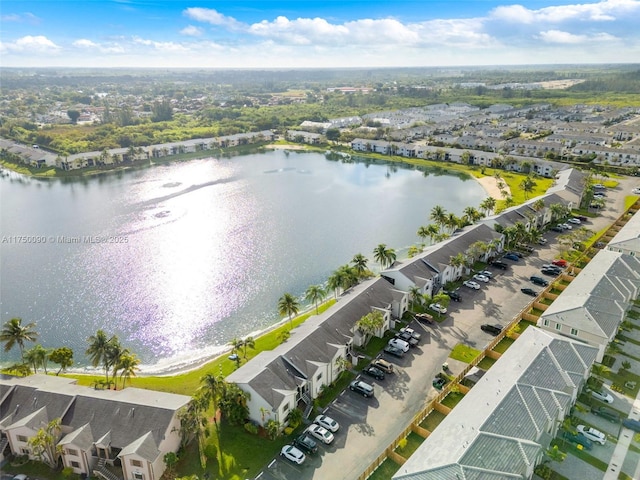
[1,0,639,68]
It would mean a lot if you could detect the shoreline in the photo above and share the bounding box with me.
[474,175,511,199]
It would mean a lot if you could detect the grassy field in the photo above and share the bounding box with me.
[450,343,482,363]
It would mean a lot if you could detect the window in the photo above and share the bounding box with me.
[21,448,30,455]
[17,435,28,442]
[133,473,144,480]
[131,459,143,467]
[555,324,561,331]
[570,328,578,336]
[543,319,549,326]
[71,461,80,468]
[316,373,322,381]
[67,448,78,456]
[282,403,289,412]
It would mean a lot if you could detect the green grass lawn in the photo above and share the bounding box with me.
[550,439,608,472]
[492,337,516,354]
[419,410,446,431]
[440,391,465,409]
[512,320,538,334]
[367,458,401,480]
[395,432,426,459]
[356,332,393,358]
[449,343,482,363]
[477,356,496,370]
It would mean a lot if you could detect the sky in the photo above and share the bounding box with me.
[1,0,639,68]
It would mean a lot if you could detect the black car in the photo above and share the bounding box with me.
[481,324,502,335]
[362,365,385,380]
[395,331,419,347]
[384,345,405,358]
[541,268,560,276]
[446,290,462,302]
[521,288,538,296]
[623,418,640,432]
[491,260,508,270]
[507,251,524,258]
[432,373,447,389]
[530,276,549,287]
[294,434,318,454]
[575,215,588,222]
[551,226,564,232]
[591,406,620,423]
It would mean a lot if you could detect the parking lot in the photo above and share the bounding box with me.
[263,177,640,480]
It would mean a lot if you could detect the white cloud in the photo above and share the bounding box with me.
[0,35,60,54]
[72,38,125,53]
[73,39,98,48]
[183,7,243,30]
[180,25,203,36]
[491,0,640,24]
[538,29,618,43]
[133,37,189,52]
[1,12,40,24]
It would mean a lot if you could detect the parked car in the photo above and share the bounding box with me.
[399,326,422,341]
[432,373,447,389]
[560,223,572,230]
[568,218,581,224]
[562,431,593,450]
[591,406,620,423]
[384,344,405,358]
[395,330,419,347]
[372,358,394,374]
[473,274,490,283]
[541,268,561,276]
[481,324,502,335]
[388,338,410,352]
[517,244,534,253]
[575,215,588,221]
[537,238,548,245]
[552,259,568,267]
[349,379,374,398]
[294,434,318,454]
[306,424,334,444]
[463,280,481,290]
[491,260,508,270]
[363,365,385,380]
[503,253,520,261]
[622,418,640,432]
[593,183,606,189]
[281,445,306,464]
[632,188,640,195]
[530,276,548,287]
[521,288,538,296]
[314,414,339,432]
[577,425,606,445]
[551,226,564,232]
[591,389,614,404]
[445,290,462,302]
[542,264,562,271]
[477,270,493,278]
[429,303,447,314]
[507,251,524,258]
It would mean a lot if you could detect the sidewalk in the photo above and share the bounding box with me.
[603,380,640,479]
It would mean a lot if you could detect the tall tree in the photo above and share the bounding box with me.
[199,372,224,416]
[351,253,369,278]
[355,310,385,346]
[28,418,63,469]
[49,347,74,375]
[278,293,300,330]
[1,317,38,362]
[241,336,255,359]
[25,344,49,374]
[373,244,396,269]
[429,205,447,229]
[118,352,140,389]
[305,285,326,314]
[479,197,497,217]
[86,329,117,385]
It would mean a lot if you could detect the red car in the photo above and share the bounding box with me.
[552,259,567,267]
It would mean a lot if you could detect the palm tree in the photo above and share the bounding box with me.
[444,212,461,234]
[429,205,447,229]
[118,352,140,389]
[278,293,300,330]
[305,285,326,314]
[351,253,369,278]
[327,271,343,299]
[532,198,545,212]
[463,206,483,224]
[519,176,535,199]
[450,252,467,276]
[25,344,49,374]
[86,329,117,385]
[417,225,430,244]
[199,372,224,416]
[408,286,423,310]
[242,336,255,359]
[479,197,497,217]
[1,317,39,362]
[373,244,396,269]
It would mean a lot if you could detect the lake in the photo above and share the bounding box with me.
[0,150,486,372]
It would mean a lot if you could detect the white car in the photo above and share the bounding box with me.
[477,270,493,278]
[567,218,581,224]
[429,303,447,314]
[463,280,481,290]
[537,238,548,245]
[560,223,572,230]
[591,389,614,404]
[306,424,334,444]
[314,414,339,432]
[632,188,640,195]
[388,338,410,352]
[281,445,306,464]
[473,274,490,283]
[593,183,606,189]
[577,425,606,445]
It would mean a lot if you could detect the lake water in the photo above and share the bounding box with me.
[0,150,486,372]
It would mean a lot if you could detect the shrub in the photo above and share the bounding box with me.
[244,422,258,435]
[397,438,408,451]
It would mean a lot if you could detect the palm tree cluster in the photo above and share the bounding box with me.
[85,329,140,389]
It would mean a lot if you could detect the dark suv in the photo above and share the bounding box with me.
[591,406,620,423]
[491,260,508,270]
[481,324,502,335]
[446,290,462,302]
[294,434,318,454]
[530,276,549,287]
